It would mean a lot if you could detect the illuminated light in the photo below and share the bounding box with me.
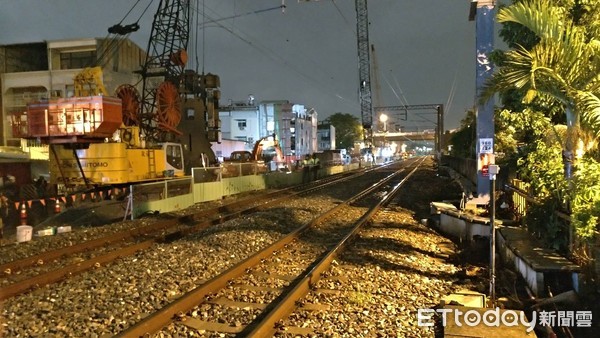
[576,139,585,159]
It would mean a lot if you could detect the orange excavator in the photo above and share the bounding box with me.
[224,134,285,176]
[228,133,284,163]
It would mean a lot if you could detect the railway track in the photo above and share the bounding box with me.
[117,158,424,337]
[2,157,468,337]
[0,165,383,300]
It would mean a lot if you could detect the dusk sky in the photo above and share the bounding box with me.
[0,0,507,131]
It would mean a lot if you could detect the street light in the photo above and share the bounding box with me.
[379,113,388,132]
[379,113,389,162]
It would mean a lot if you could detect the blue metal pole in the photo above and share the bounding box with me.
[474,1,496,199]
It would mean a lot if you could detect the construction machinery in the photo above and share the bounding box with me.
[223,134,285,176]
[355,0,373,139]
[299,0,373,142]
[15,0,221,190]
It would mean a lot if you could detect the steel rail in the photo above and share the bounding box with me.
[0,167,375,300]
[246,158,424,336]
[116,161,417,337]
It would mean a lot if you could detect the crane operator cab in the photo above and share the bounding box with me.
[162,142,185,177]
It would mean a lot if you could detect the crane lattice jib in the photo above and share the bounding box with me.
[355,0,372,131]
[139,0,190,143]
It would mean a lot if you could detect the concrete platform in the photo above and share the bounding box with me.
[497,227,580,297]
[433,207,580,297]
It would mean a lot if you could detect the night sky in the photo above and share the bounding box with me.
[1,0,506,131]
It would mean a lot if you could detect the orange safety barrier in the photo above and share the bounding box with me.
[54,199,61,214]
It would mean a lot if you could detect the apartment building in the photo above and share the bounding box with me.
[219,98,321,162]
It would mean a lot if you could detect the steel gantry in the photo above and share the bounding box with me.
[374,104,444,157]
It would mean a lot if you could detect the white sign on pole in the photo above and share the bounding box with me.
[479,138,493,154]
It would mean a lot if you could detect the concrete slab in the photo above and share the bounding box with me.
[499,227,580,272]
[431,201,459,214]
[442,290,486,308]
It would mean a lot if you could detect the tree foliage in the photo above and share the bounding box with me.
[325,113,363,150]
[449,109,476,158]
[485,0,600,140]
[485,0,600,244]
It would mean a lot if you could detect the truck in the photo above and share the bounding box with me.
[313,149,344,166]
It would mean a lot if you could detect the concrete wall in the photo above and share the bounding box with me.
[130,163,361,218]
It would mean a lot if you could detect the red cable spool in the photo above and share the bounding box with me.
[116,84,141,127]
[156,81,182,134]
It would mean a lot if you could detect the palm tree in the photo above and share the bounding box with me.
[483,0,600,178]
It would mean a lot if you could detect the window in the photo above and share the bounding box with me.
[236,119,247,130]
[186,108,195,120]
[165,144,183,170]
[66,85,75,97]
[60,50,97,69]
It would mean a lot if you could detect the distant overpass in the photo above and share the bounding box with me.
[372,131,436,143]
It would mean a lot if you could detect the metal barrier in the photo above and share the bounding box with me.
[191,166,222,183]
[126,177,193,219]
[221,162,267,177]
[505,179,531,217]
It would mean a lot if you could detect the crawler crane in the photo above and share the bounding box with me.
[17,0,221,190]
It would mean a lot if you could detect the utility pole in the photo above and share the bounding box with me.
[469,0,496,201]
[355,0,373,144]
[299,0,373,145]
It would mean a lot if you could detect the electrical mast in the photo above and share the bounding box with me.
[355,0,373,141]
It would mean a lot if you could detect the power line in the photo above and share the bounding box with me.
[189,1,359,112]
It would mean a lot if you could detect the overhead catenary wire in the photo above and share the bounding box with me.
[190,1,359,112]
[330,0,356,37]
[445,70,458,116]
[93,0,155,70]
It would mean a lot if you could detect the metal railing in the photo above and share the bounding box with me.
[129,177,192,203]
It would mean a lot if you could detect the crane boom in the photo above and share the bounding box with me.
[355,0,373,135]
[139,0,191,143]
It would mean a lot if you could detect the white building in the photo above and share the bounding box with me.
[219,97,260,147]
[291,104,318,158]
[219,99,320,163]
[317,123,336,151]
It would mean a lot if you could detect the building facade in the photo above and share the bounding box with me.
[219,97,260,147]
[0,38,146,147]
[317,122,336,151]
[291,104,318,158]
[219,99,320,163]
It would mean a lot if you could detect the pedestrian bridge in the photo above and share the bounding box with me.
[372,131,436,143]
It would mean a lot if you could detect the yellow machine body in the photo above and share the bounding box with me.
[49,142,168,185]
